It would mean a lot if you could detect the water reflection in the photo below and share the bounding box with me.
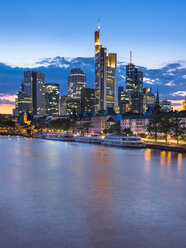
[177,153,183,172]
[144,149,151,173]
[160,151,167,166]
[0,137,186,248]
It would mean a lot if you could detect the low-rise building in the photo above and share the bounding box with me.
[120,114,149,134]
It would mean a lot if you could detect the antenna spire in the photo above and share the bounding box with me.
[130,51,132,64]
[98,16,100,31]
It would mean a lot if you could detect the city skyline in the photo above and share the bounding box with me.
[0,0,186,114]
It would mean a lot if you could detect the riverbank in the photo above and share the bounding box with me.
[1,133,186,153]
[146,143,186,153]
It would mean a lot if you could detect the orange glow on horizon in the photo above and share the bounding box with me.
[0,104,14,114]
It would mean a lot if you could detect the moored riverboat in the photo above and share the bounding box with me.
[44,133,75,141]
[75,135,102,144]
[101,135,145,148]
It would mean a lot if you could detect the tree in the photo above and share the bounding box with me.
[109,122,121,135]
[83,121,94,134]
[159,118,172,143]
[70,119,77,134]
[171,117,185,144]
[0,114,15,129]
[147,116,160,142]
[103,128,109,134]
[122,128,133,136]
[49,118,71,131]
[77,123,84,134]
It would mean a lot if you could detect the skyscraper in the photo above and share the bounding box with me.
[160,99,172,112]
[68,68,86,100]
[31,71,46,116]
[59,95,68,115]
[125,52,143,113]
[143,87,155,112]
[94,20,117,112]
[45,84,59,116]
[14,92,32,117]
[81,88,95,114]
[118,86,123,113]
[15,70,46,117]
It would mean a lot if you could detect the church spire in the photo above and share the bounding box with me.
[156,89,159,104]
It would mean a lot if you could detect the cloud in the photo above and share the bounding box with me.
[165,81,175,87]
[143,77,155,85]
[171,91,186,97]
[0,94,16,103]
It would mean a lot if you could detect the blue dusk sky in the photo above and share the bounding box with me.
[0,0,186,68]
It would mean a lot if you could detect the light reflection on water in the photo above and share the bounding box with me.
[0,136,186,248]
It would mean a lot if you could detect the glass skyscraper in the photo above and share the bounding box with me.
[15,70,46,117]
[45,84,59,116]
[68,68,86,100]
[94,21,117,112]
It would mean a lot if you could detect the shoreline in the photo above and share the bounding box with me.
[1,133,186,153]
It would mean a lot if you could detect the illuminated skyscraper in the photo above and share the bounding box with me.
[45,84,59,116]
[125,53,143,113]
[68,68,86,100]
[94,20,117,112]
[15,70,46,117]
[160,99,172,112]
[31,71,46,116]
[143,87,155,112]
[81,88,95,114]
[14,92,32,117]
[59,95,68,115]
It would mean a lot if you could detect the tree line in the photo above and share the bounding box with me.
[48,118,94,134]
[147,113,185,144]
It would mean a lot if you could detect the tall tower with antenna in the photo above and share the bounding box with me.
[94,19,117,112]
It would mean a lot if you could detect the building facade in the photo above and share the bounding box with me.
[94,21,117,112]
[160,99,172,112]
[59,95,68,115]
[15,70,46,117]
[45,84,59,116]
[81,88,95,114]
[68,68,86,100]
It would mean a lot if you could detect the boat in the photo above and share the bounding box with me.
[75,135,102,144]
[59,133,75,141]
[33,132,45,139]
[43,133,75,141]
[101,135,145,148]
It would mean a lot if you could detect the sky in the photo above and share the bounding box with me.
[0,0,186,114]
[0,0,186,68]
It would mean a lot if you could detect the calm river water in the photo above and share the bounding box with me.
[0,136,186,248]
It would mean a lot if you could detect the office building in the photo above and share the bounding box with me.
[66,99,81,115]
[81,88,95,114]
[14,91,32,117]
[60,95,68,115]
[122,52,143,113]
[14,70,46,117]
[143,87,155,112]
[45,84,59,116]
[68,68,86,100]
[160,99,172,112]
[94,19,117,112]
[23,70,46,116]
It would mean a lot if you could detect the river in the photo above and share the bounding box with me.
[0,136,186,248]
